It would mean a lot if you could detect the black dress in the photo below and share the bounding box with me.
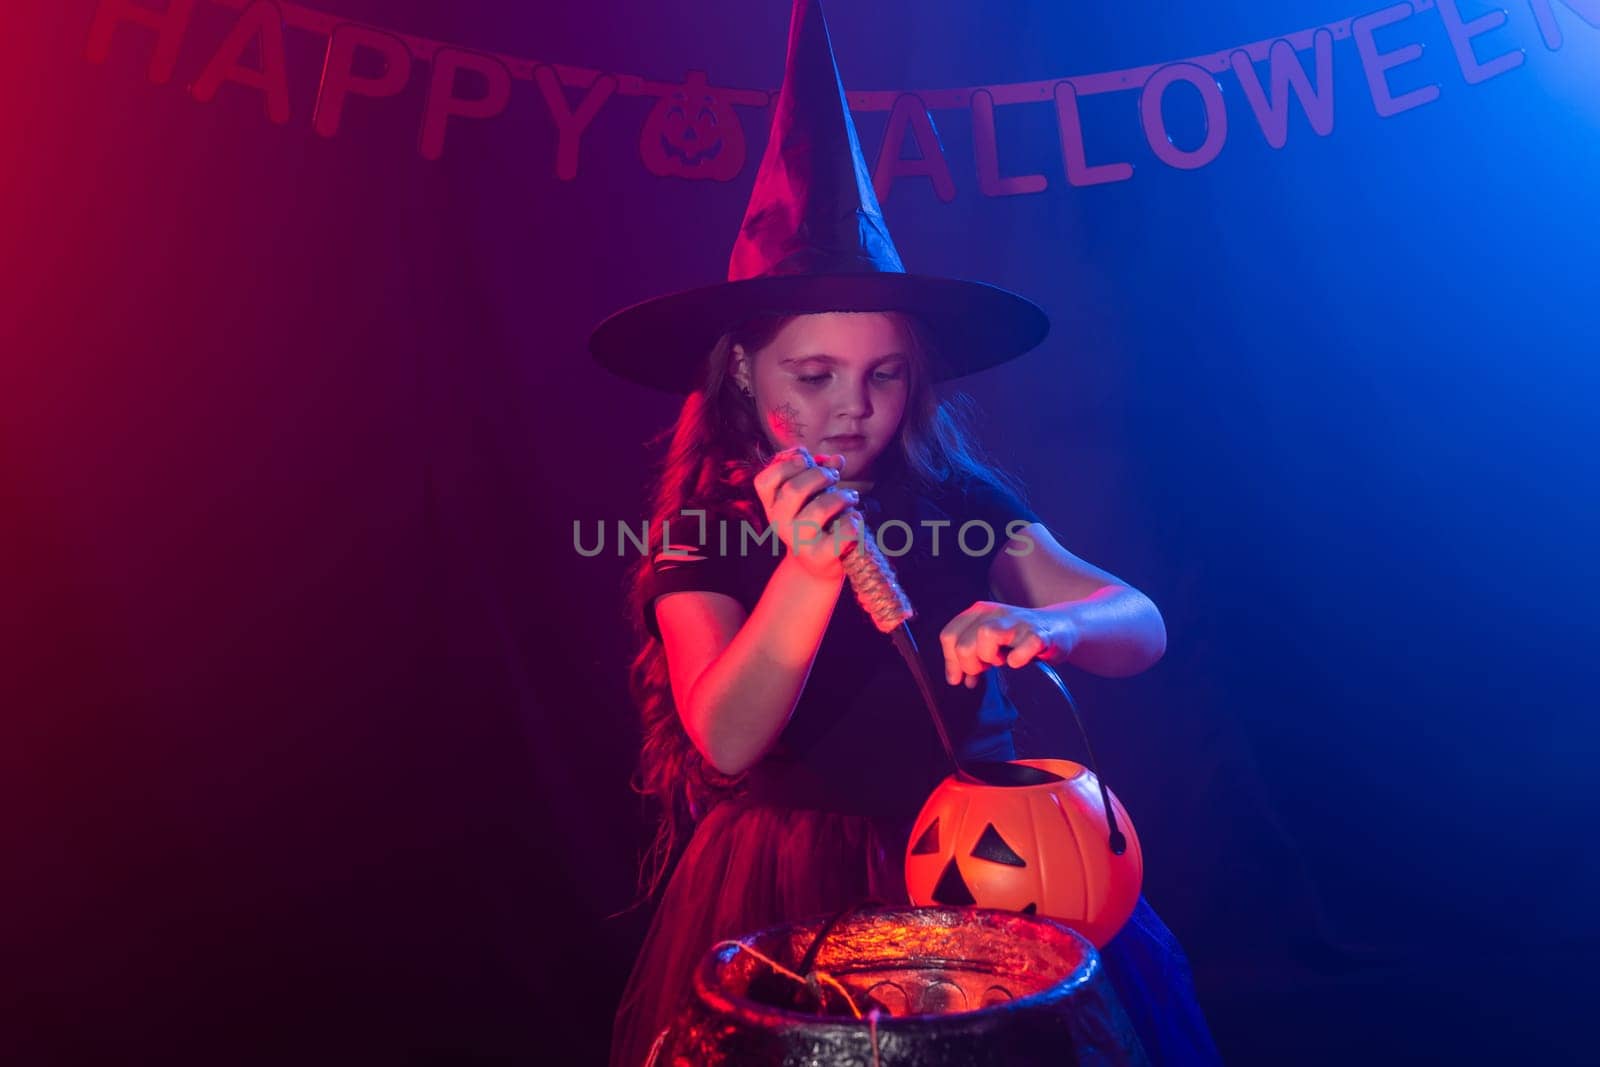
[610,466,1221,1067]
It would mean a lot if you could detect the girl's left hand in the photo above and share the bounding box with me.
[939,602,1076,687]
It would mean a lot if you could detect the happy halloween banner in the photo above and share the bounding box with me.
[86,0,1596,196]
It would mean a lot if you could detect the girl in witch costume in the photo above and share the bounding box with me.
[593,3,1222,1064]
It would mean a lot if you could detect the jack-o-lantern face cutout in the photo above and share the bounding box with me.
[904,759,1143,948]
[913,820,1039,914]
[640,70,747,181]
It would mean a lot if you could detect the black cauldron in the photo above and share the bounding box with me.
[656,905,1149,1066]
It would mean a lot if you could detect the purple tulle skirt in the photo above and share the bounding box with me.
[609,798,1222,1067]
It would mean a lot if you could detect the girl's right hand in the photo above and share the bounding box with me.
[752,446,863,582]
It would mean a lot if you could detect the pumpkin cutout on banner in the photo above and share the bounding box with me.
[639,70,749,182]
[904,758,1143,948]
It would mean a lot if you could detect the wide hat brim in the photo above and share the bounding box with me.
[588,272,1050,393]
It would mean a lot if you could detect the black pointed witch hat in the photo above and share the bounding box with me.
[588,0,1049,393]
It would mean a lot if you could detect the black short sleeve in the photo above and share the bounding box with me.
[640,517,753,641]
[950,474,1044,564]
[960,475,1042,528]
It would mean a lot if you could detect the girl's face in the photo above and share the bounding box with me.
[731,311,913,481]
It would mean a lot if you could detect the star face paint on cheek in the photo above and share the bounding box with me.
[767,401,806,441]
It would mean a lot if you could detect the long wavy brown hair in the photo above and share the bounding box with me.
[615,309,1034,913]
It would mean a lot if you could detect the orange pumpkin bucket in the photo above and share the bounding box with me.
[903,758,1143,948]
